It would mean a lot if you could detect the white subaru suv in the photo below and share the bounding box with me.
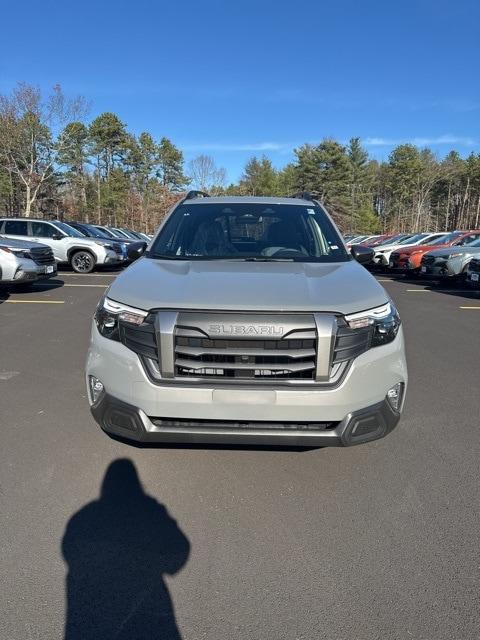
[87,193,407,448]
[0,218,124,273]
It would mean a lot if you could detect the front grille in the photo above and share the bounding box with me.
[29,247,55,266]
[174,334,317,380]
[469,258,480,273]
[390,252,399,261]
[112,243,123,255]
[421,254,436,266]
[149,417,339,431]
[119,311,372,386]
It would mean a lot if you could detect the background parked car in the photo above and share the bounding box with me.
[466,257,480,289]
[420,238,480,282]
[67,222,131,262]
[389,230,480,275]
[0,235,56,286]
[373,233,443,268]
[0,218,124,273]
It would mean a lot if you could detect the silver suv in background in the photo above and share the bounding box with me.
[0,236,57,285]
[420,237,480,281]
[87,192,407,447]
[0,218,125,273]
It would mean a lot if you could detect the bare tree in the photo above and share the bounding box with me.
[0,82,87,216]
[188,154,226,194]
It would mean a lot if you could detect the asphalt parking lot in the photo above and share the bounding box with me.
[1,271,480,640]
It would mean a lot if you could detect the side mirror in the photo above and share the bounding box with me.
[127,241,147,261]
[351,244,374,265]
[53,233,64,240]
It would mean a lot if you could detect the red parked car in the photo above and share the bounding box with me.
[389,230,480,275]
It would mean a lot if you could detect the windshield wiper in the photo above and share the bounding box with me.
[240,257,295,262]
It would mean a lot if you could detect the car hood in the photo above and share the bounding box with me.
[0,235,49,250]
[107,258,389,314]
[425,246,480,258]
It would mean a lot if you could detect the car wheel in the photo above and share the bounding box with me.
[71,250,95,273]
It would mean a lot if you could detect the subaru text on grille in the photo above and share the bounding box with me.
[87,192,407,446]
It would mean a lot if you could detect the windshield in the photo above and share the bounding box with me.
[82,224,112,239]
[467,238,480,247]
[418,234,442,245]
[399,233,427,245]
[95,226,116,238]
[55,221,85,238]
[127,230,144,240]
[149,203,349,262]
[380,234,410,246]
[112,228,130,238]
[428,232,459,245]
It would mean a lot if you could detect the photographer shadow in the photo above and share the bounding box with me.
[62,459,190,640]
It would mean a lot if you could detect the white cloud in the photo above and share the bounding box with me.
[182,142,289,152]
[364,135,477,147]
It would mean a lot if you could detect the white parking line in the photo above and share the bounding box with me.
[5,300,65,304]
[459,306,480,310]
[32,283,107,288]
[63,284,108,288]
[57,272,118,277]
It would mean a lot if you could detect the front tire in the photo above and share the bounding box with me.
[71,250,96,273]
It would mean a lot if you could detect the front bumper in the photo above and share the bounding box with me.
[420,259,462,278]
[34,263,57,280]
[466,271,480,288]
[86,323,407,446]
[104,249,124,264]
[90,392,401,446]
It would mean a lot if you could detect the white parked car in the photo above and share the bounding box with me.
[0,235,57,285]
[373,233,446,267]
[0,218,125,273]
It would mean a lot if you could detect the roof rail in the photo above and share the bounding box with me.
[292,191,313,201]
[184,190,210,200]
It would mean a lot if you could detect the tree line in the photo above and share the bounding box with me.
[1,82,480,234]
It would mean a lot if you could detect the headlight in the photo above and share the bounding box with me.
[345,301,401,347]
[94,241,113,249]
[94,296,148,340]
[446,252,463,259]
[0,247,32,258]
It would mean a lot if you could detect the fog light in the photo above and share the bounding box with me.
[386,383,403,412]
[89,376,104,403]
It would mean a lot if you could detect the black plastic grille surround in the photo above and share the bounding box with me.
[421,254,438,266]
[333,320,372,364]
[469,258,480,273]
[119,315,157,360]
[29,247,56,266]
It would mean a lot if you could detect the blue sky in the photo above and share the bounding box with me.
[1,0,479,181]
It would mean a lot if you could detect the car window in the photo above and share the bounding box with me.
[150,203,349,262]
[31,221,60,238]
[5,220,28,235]
[456,233,480,246]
